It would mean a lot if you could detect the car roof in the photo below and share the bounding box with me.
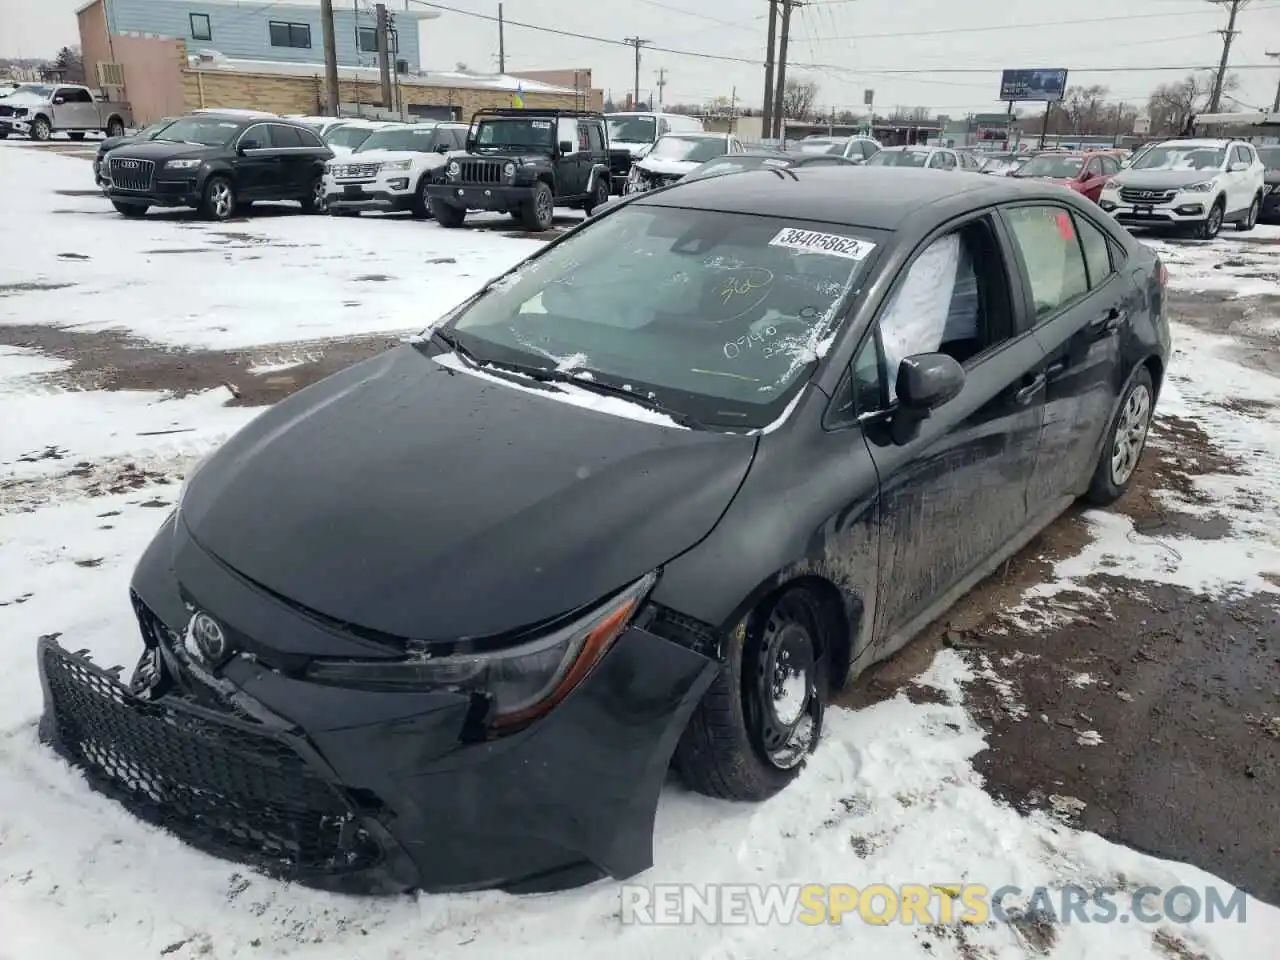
[660,131,728,138]
[191,107,276,118]
[1155,138,1231,148]
[635,165,1060,231]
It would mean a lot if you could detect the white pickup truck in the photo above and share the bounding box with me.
[0,83,133,141]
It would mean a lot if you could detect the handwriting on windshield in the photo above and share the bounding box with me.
[719,268,774,305]
[723,325,778,359]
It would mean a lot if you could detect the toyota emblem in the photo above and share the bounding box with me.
[188,612,227,661]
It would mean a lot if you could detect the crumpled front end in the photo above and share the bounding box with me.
[35,520,720,894]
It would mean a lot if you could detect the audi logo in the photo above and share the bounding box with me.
[118,160,140,168]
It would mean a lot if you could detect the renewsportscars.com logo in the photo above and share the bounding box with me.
[619,883,1250,926]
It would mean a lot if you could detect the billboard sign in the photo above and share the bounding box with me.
[863,89,874,105]
[999,69,1068,102]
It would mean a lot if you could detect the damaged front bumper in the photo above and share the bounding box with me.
[36,580,718,895]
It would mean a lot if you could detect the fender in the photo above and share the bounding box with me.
[585,163,611,194]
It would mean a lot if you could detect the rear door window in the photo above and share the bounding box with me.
[1004,205,1090,319]
[267,124,303,148]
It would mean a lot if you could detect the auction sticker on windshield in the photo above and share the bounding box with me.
[769,228,875,260]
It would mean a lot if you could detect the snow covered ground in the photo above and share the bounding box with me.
[2,141,1278,959]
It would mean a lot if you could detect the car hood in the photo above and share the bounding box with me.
[110,140,221,160]
[612,140,654,158]
[1113,169,1219,190]
[179,344,756,642]
[97,134,134,155]
[346,148,440,164]
[1,92,49,107]
[634,156,703,176]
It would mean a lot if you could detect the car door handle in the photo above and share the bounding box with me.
[1014,372,1047,405]
[1045,359,1068,381]
[1089,307,1124,337]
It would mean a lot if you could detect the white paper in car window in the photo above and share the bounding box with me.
[531,120,551,128]
[769,227,876,260]
[761,158,788,167]
[879,232,960,401]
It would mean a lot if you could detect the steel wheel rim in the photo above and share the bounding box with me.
[1248,199,1258,227]
[313,178,326,211]
[1207,206,1222,235]
[212,181,231,218]
[749,601,820,770]
[536,189,552,224]
[1111,383,1151,485]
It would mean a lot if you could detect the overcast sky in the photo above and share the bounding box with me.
[3,0,1279,114]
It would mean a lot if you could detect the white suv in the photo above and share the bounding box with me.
[324,121,468,218]
[1099,138,1265,238]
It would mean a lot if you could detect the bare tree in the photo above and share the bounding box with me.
[780,77,818,120]
[54,46,84,84]
[1062,84,1110,134]
[1147,71,1238,135]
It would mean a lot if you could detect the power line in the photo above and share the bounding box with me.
[404,0,1280,74]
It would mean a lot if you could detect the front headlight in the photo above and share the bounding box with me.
[165,159,201,169]
[1101,182,1119,193]
[304,571,658,729]
[503,161,516,179]
[447,160,460,178]
[381,159,411,171]
[1185,180,1215,193]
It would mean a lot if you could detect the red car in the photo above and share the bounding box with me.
[1011,151,1123,203]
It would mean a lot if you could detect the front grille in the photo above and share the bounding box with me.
[109,157,155,192]
[1119,187,1176,205]
[334,162,379,179]
[459,159,503,184]
[39,639,382,880]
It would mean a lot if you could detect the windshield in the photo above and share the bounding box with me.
[326,125,377,148]
[867,149,929,167]
[356,126,440,152]
[1016,155,1084,178]
[8,84,53,98]
[150,116,242,146]
[1257,146,1280,170]
[607,115,657,143]
[1132,145,1225,171]
[797,139,843,155]
[445,206,880,429]
[139,119,176,140]
[686,156,791,181]
[649,137,728,163]
[474,117,553,150]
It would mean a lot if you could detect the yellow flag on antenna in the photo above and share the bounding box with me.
[512,80,524,108]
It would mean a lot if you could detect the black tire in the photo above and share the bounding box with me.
[106,118,125,138]
[582,177,609,216]
[431,199,466,228]
[1236,195,1260,232]
[1085,365,1155,507]
[675,589,826,802]
[200,175,236,221]
[411,176,434,218]
[30,116,51,141]
[330,208,360,217]
[300,176,326,214]
[67,131,86,141]
[0,128,9,139]
[1194,199,1224,239]
[521,181,555,231]
[112,201,148,218]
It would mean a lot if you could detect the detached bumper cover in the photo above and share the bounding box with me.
[0,118,32,134]
[37,615,717,894]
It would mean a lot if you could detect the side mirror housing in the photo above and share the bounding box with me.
[890,352,965,444]
[558,139,574,154]
[239,138,261,153]
[435,143,450,153]
[1229,161,1249,172]
[53,97,65,105]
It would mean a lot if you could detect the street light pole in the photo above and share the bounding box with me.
[1268,51,1280,113]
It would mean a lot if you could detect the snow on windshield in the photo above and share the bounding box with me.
[1132,146,1225,172]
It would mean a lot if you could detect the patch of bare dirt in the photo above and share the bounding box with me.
[1166,289,1280,376]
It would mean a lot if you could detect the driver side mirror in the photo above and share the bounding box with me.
[53,97,65,105]
[238,138,262,153]
[558,139,574,154]
[1229,161,1249,172]
[890,352,965,445]
[435,143,450,153]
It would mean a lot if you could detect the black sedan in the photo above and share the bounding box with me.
[101,113,332,220]
[37,167,1169,895]
[681,149,860,182]
[1260,144,1280,222]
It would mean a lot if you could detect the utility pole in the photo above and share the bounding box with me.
[772,0,800,140]
[761,0,778,142]
[319,0,340,115]
[729,85,737,133]
[376,3,392,109]
[655,67,667,107]
[498,3,505,74]
[1207,0,1248,114]
[1267,51,1280,113]
[624,37,649,108]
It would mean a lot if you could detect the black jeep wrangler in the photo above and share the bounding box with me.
[426,108,612,231]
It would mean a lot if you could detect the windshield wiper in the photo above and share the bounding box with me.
[496,362,705,428]
[429,327,485,367]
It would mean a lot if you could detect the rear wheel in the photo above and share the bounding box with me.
[1236,195,1260,232]
[521,182,555,231]
[431,199,466,228]
[106,118,125,138]
[112,202,148,218]
[1085,365,1154,506]
[300,176,325,214]
[582,178,609,216]
[675,589,826,802]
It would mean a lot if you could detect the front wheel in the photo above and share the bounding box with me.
[300,176,326,214]
[521,182,555,231]
[29,117,51,141]
[200,175,236,221]
[674,589,826,802]
[1085,365,1154,506]
[1194,200,1224,239]
[411,177,433,218]
[1236,195,1260,232]
[431,199,466,228]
